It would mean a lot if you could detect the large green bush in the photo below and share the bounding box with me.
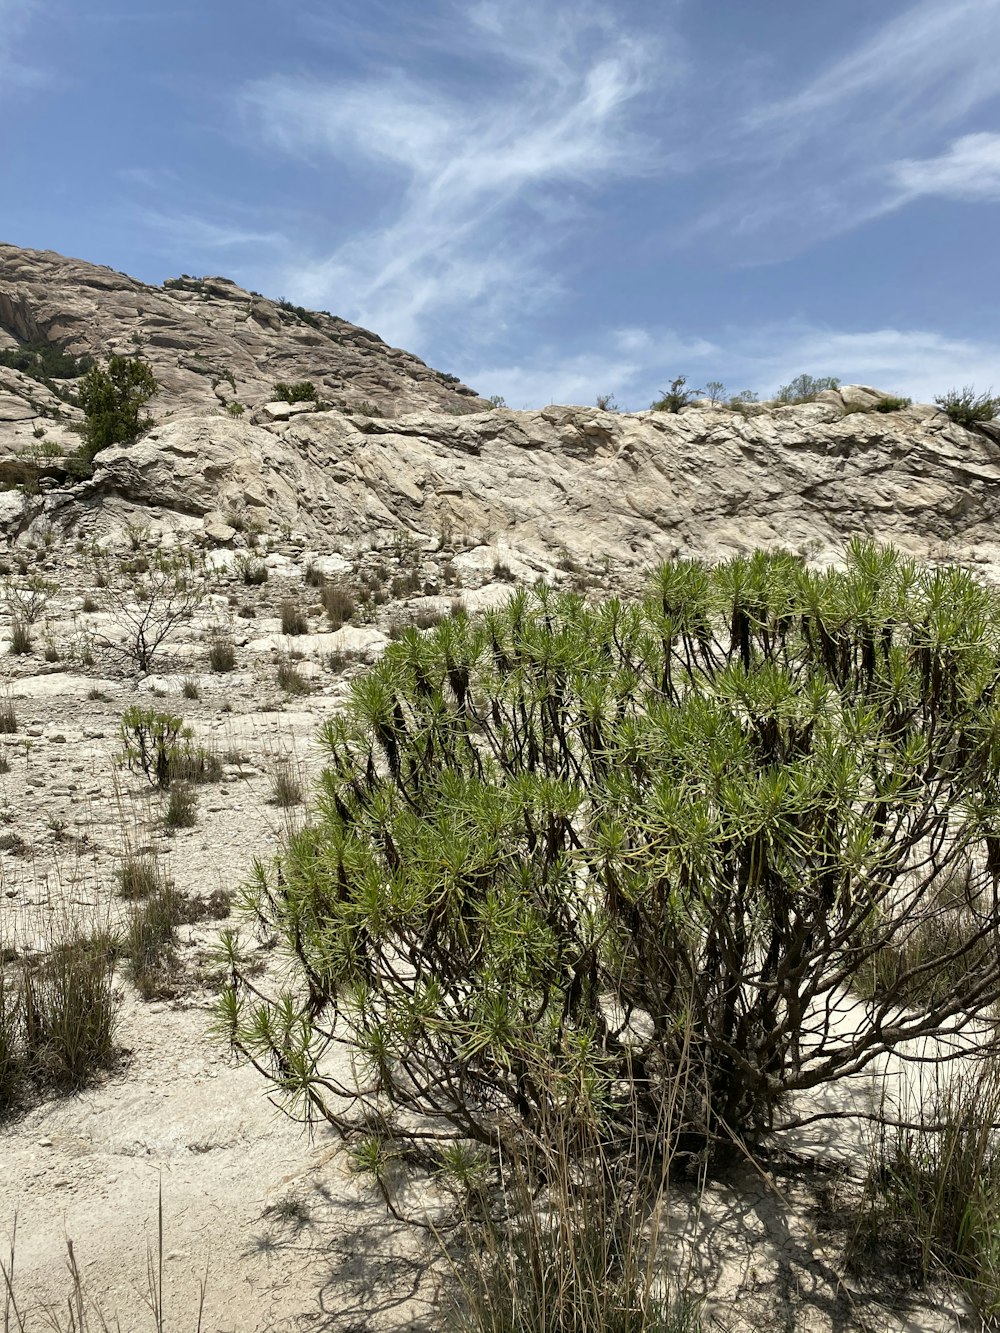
[77,354,157,460]
[222,542,1000,1167]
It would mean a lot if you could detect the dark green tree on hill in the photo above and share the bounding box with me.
[78,354,158,461]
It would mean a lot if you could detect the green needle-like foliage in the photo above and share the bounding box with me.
[222,541,1000,1167]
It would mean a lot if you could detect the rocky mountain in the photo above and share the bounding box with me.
[0,242,485,426]
[2,241,1000,583]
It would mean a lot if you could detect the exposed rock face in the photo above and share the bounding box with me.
[2,242,999,579]
[0,242,486,423]
[50,397,1000,577]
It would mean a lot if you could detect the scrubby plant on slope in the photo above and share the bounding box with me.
[77,354,157,460]
[935,386,1000,428]
[221,541,1000,1171]
[93,545,205,674]
[775,373,840,404]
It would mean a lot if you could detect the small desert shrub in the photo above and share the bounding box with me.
[87,688,111,702]
[437,1098,695,1333]
[235,553,268,585]
[268,760,304,808]
[8,620,31,655]
[935,386,1000,428]
[115,851,163,900]
[124,883,184,999]
[226,401,245,417]
[208,635,236,672]
[120,705,184,789]
[852,1060,1000,1320]
[321,582,355,629]
[874,395,912,413]
[325,650,354,673]
[92,543,206,673]
[0,700,15,734]
[170,744,223,785]
[650,375,699,413]
[276,659,311,695]
[81,594,99,613]
[21,933,120,1088]
[43,639,59,662]
[775,373,841,404]
[280,599,309,636]
[414,607,445,630]
[271,381,317,404]
[182,677,200,700]
[304,561,325,587]
[0,968,24,1114]
[164,783,197,830]
[391,569,422,598]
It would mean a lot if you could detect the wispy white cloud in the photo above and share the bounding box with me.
[690,0,1000,255]
[892,132,1000,203]
[140,209,287,253]
[238,2,666,349]
[467,322,1000,412]
[744,0,1000,145]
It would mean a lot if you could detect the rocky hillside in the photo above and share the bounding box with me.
[0,242,485,424]
[2,241,1000,583]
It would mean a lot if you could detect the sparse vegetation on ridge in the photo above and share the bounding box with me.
[935,385,1000,427]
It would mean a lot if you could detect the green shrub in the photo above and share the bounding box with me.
[164,783,197,830]
[0,340,92,395]
[650,376,699,412]
[235,553,268,586]
[276,659,311,695]
[124,883,184,999]
[222,541,1000,1180]
[852,1059,1000,1320]
[935,386,1000,427]
[77,354,158,461]
[775,373,840,404]
[8,620,31,656]
[280,600,309,636]
[22,933,119,1088]
[874,395,912,413]
[208,634,236,672]
[271,381,317,404]
[120,706,185,788]
[320,582,355,629]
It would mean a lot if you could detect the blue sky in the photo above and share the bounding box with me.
[2,0,999,409]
